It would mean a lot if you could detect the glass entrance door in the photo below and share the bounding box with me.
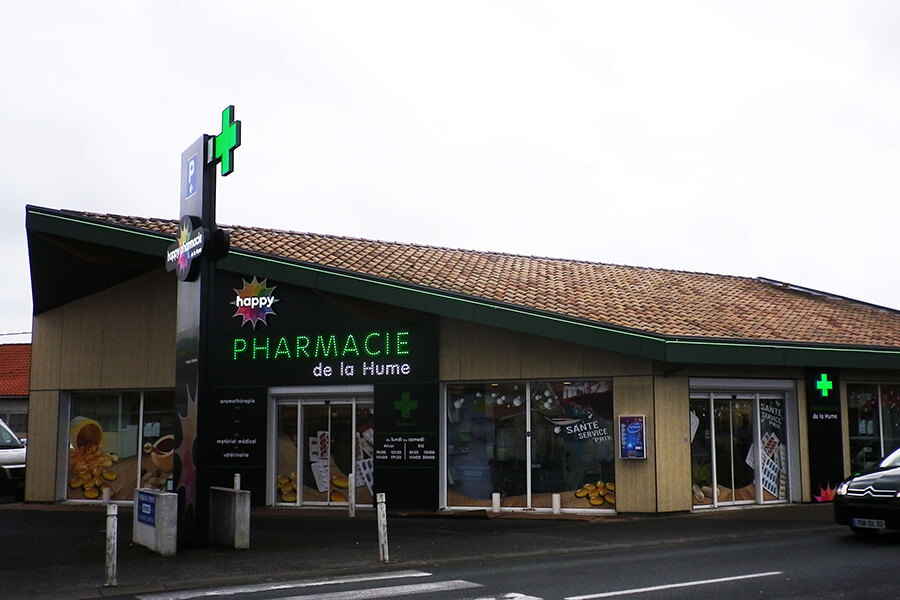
[713,399,755,505]
[690,392,790,508]
[275,397,374,507]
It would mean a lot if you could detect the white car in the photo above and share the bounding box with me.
[0,418,26,500]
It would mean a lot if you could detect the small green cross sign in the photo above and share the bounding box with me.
[816,373,833,397]
[394,392,417,419]
[214,105,241,176]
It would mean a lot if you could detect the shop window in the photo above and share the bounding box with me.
[67,391,174,501]
[447,383,524,508]
[446,380,614,511]
[880,385,900,457]
[531,381,615,510]
[848,384,900,474]
[847,384,880,473]
[139,391,176,492]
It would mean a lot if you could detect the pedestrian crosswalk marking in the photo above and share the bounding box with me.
[473,594,544,600]
[136,570,542,600]
[275,579,481,599]
[137,570,433,600]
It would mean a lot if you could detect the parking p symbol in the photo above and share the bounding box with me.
[185,154,198,199]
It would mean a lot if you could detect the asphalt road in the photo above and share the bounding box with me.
[95,523,900,600]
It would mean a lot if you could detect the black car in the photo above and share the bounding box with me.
[834,446,900,535]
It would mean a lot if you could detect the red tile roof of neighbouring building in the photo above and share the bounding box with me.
[0,343,30,397]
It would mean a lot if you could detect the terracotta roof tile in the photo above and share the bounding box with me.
[0,343,30,397]
[70,211,900,349]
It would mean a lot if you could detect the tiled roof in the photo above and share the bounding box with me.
[0,344,30,397]
[71,211,900,349]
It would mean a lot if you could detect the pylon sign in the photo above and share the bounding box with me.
[168,106,239,547]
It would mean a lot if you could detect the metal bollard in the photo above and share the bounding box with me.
[376,492,389,562]
[234,473,241,490]
[105,503,118,587]
[348,472,356,518]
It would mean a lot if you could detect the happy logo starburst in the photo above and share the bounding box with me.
[231,276,279,328]
[176,223,191,275]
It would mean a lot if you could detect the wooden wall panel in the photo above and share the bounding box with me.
[441,318,652,381]
[438,316,462,381]
[653,376,691,512]
[613,375,656,513]
[59,295,104,390]
[145,269,176,387]
[520,335,585,378]
[47,270,175,391]
[102,275,151,388]
[24,390,61,502]
[29,310,63,392]
[583,347,649,378]
[457,320,522,380]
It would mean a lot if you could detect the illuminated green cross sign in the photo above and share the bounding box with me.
[394,392,418,419]
[816,373,834,397]
[214,105,241,176]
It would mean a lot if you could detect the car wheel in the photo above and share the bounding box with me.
[850,526,879,537]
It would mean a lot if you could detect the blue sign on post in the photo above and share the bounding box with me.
[137,491,157,526]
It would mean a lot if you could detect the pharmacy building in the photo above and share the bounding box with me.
[24,205,900,515]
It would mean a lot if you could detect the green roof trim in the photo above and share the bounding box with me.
[25,206,900,370]
[26,207,171,254]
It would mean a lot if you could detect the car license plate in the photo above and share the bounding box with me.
[852,518,886,529]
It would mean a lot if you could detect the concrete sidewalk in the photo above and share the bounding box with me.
[0,502,839,600]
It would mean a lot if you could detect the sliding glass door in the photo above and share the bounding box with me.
[691,392,789,508]
[275,396,374,507]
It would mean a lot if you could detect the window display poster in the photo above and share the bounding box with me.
[619,415,646,459]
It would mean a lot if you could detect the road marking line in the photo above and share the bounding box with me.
[137,570,433,600]
[473,594,543,600]
[279,579,482,599]
[566,571,784,599]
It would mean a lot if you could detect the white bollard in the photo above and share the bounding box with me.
[376,493,389,562]
[348,472,356,518]
[105,503,118,587]
[234,473,241,490]
[491,492,501,513]
[552,493,561,515]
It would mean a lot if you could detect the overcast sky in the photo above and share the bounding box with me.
[3,1,899,343]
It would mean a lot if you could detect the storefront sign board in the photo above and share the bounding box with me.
[212,273,439,387]
[805,368,843,500]
[374,383,440,509]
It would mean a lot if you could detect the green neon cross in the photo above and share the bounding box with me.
[816,373,833,397]
[394,392,417,419]
[214,105,241,176]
